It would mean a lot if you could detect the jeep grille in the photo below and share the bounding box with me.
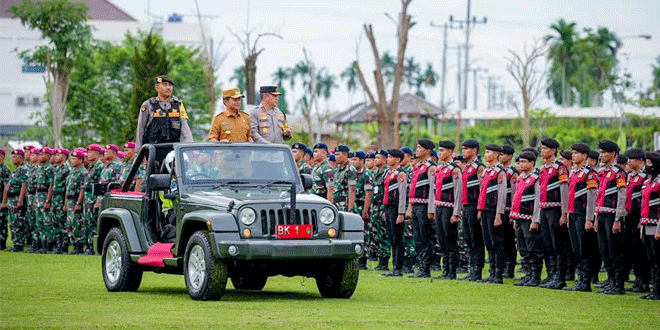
[260,208,318,236]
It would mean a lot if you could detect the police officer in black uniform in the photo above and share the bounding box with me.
[135,75,193,163]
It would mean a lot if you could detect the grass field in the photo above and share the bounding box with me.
[1,250,659,329]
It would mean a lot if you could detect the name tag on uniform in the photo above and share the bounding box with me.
[172,121,181,129]
[222,122,231,126]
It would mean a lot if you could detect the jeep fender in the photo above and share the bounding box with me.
[98,208,143,253]
[338,211,364,232]
[177,210,239,257]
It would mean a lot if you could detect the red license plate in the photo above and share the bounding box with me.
[275,224,313,239]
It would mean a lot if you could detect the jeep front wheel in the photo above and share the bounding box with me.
[231,275,268,290]
[315,258,359,298]
[102,227,143,292]
[183,231,228,300]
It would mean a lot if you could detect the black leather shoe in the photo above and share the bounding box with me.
[547,281,566,290]
[641,293,660,300]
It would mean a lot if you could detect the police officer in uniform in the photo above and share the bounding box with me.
[136,75,193,163]
[381,149,408,277]
[639,152,660,300]
[460,139,485,281]
[250,86,291,144]
[500,144,519,278]
[209,87,252,142]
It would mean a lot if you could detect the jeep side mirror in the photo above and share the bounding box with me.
[149,174,172,191]
[301,174,313,190]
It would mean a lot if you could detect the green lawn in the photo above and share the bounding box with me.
[1,251,658,329]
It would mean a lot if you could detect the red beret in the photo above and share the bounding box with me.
[12,149,25,156]
[57,148,70,156]
[105,144,119,152]
[124,142,136,149]
[87,144,103,153]
[117,151,125,159]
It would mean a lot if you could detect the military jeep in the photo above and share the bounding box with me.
[95,143,364,300]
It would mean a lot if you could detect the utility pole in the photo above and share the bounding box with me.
[449,0,486,111]
[431,21,463,116]
[481,75,500,109]
[472,67,487,110]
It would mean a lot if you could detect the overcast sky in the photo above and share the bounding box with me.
[109,0,660,113]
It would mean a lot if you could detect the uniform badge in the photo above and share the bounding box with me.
[222,122,231,126]
[634,177,639,183]
[578,172,584,178]
[262,128,269,134]
[607,172,612,178]
[277,114,284,120]
[225,130,231,135]
[549,168,554,174]
[140,105,147,112]
[526,178,531,184]
[260,113,267,120]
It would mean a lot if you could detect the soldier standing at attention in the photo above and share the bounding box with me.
[310,143,333,201]
[119,142,137,188]
[400,146,417,272]
[25,147,39,252]
[639,152,660,300]
[331,145,357,212]
[135,75,193,163]
[94,145,123,211]
[0,149,10,250]
[51,148,70,253]
[353,150,373,269]
[405,139,437,278]
[433,141,462,280]
[208,87,252,142]
[83,144,104,255]
[537,138,570,290]
[65,148,87,254]
[2,150,28,251]
[34,147,54,253]
[250,86,291,144]
[361,151,377,266]
[500,144,519,278]
[292,143,312,175]
[594,140,628,295]
[381,149,408,277]
[460,139,485,281]
[371,150,392,271]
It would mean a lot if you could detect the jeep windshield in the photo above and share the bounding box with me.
[179,145,300,189]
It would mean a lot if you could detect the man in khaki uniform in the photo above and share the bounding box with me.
[208,87,253,142]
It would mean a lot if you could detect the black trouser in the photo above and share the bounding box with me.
[411,204,433,274]
[643,228,660,291]
[481,209,506,277]
[517,220,544,272]
[515,216,530,270]
[540,207,570,280]
[566,210,578,276]
[624,211,649,284]
[462,204,484,271]
[569,212,599,280]
[384,205,405,271]
[503,211,518,269]
[434,206,459,273]
[597,213,625,282]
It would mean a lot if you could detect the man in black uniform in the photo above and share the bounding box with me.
[135,75,193,163]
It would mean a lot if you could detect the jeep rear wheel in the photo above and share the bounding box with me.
[183,231,228,300]
[102,227,143,292]
[231,275,268,290]
[315,258,359,298]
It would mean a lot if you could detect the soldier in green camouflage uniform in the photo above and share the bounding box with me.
[97,145,123,189]
[330,145,357,212]
[25,149,39,252]
[310,143,333,200]
[400,147,417,272]
[51,149,70,253]
[292,143,313,175]
[452,155,470,272]
[0,149,11,250]
[119,142,138,190]
[351,151,373,269]
[34,148,55,252]
[83,144,104,254]
[2,150,28,251]
[370,150,392,271]
[65,148,87,254]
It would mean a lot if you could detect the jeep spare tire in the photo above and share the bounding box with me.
[102,227,143,292]
[184,231,228,300]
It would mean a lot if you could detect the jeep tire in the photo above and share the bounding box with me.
[231,275,268,291]
[315,258,359,298]
[184,230,228,300]
[102,227,143,292]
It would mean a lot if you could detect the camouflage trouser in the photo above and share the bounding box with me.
[370,202,391,259]
[0,208,8,245]
[363,206,376,259]
[83,197,98,246]
[35,192,55,243]
[457,219,469,267]
[26,194,36,244]
[51,194,67,245]
[403,221,417,258]
[8,198,28,247]
[66,198,85,245]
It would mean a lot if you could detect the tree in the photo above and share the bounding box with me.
[229,28,282,104]
[10,0,93,147]
[506,40,547,147]
[544,18,577,107]
[230,66,246,93]
[639,56,660,106]
[271,67,290,114]
[354,0,415,148]
[571,27,621,107]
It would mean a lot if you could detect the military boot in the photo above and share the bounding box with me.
[603,274,626,295]
[641,269,660,300]
[504,260,516,279]
[523,266,542,287]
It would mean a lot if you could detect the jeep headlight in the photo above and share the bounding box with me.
[239,208,256,225]
[319,207,335,225]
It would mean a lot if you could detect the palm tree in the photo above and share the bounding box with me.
[544,18,578,106]
[340,64,359,94]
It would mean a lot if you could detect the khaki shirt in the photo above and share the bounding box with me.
[208,110,252,142]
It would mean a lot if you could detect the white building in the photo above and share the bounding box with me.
[0,0,209,137]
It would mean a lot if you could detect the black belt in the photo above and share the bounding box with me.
[36,188,49,193]
[7,192,19,198]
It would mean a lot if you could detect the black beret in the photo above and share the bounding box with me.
[304,147,313,156]
[313,142,328,150]
[453,154,465,162]
[437,140,456,150]
[514,155,520,162]
[335,145,350,154]
[560,150,572,160]
[541,138,560,149]
[625,148,646,160]
[376,149,389,157]
[417,139,435,150]
[598,139,619,153]
[348,152,354,158]
[647,152,660,166]
[462,139,479,149]
[519,151,537,162]
[571,142,590,154]
[400,146,413,155]
[588,150,600,160]
[155,75,174,85]
[328,154,336,162]
[291,142,307,151]
[431,150,438,157]
[521,147,539,156]
[365,152,376,159]
[617,155,628,165]
[501,144,515,155]
[485,144,502,153]
[388,149,405,159]
[354,151,366,159]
